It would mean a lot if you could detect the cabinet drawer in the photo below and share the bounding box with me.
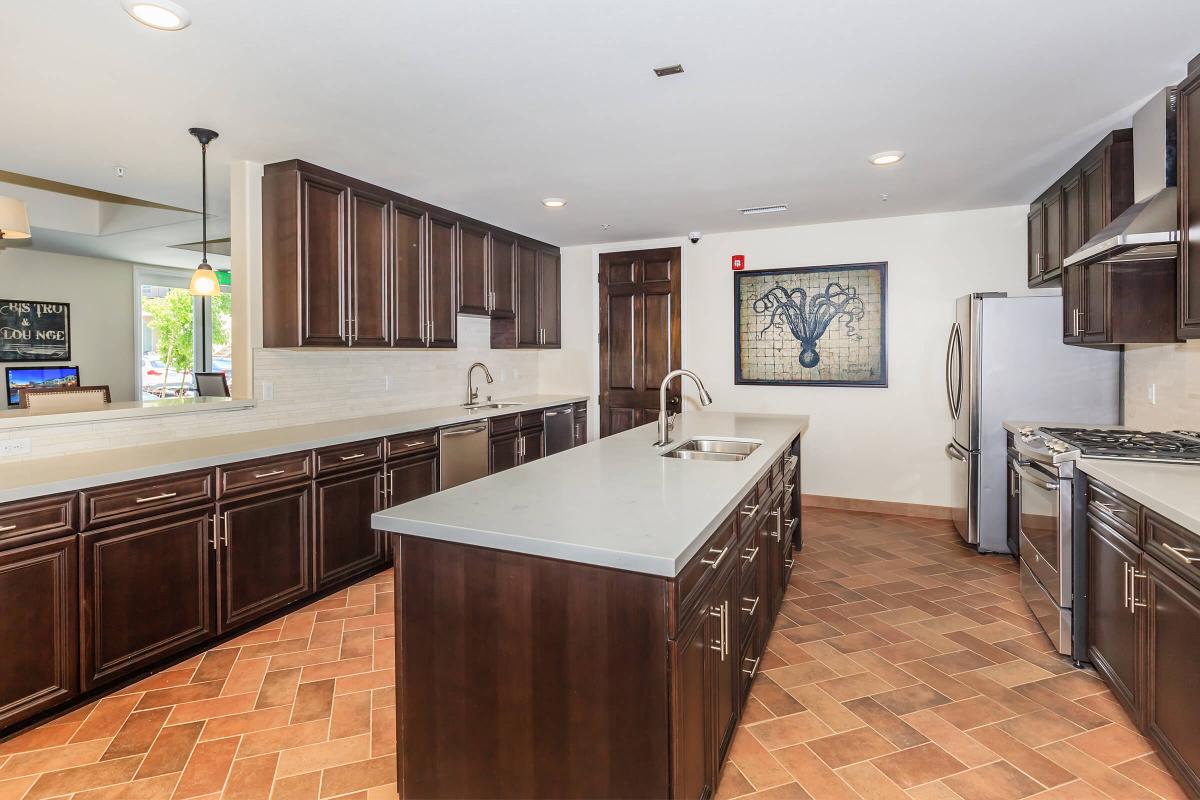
[1088,480,1139,542]
[740,626,764,701]
[518,411,544,431]
[738,560,762,651]
[314,439,383,476]
[1145,510,1200,585]
[490,413,519,436]
[218,452,311,498]
[386,430,438,460]
[572,401,587,416]
[80,470,214,531]
[0,493,76,549]
[674,513,738,628]
[756,472,772,501]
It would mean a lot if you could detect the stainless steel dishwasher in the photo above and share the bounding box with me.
[543,405,575,456]
[439,422,490,489]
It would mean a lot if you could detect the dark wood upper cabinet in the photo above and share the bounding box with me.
[0,535,77,730]
[314,466,386,591]
[392,202,429,348]
[493,241,561,350]
[517,241,541,348]
[1179,68,1200,338]
[488,231,517,318]
[1061,260,1177,346]
[1027,206,1045,284]
[458,222,490,317]
[538,250,562,348]
[1062,174,1083,258]
[1062,265,1085,343]
[216,483,313,634]
[427,212,458,349]
[348,188,392,347]
[1042,191,1064,284]
[80,508,215,690]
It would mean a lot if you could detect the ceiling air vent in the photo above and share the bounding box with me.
[738,204,789,216]
[653,64,684,77]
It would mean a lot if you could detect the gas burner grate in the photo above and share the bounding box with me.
[1039,428,1200,464]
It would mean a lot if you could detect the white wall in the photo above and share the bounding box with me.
[541,206,1031,508]
[0,248,137,402]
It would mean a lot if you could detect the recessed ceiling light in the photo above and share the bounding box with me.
[738,204,789,216]
[542,198,566,208]
[868,150,905,166]
[121,0,191,30]
[653,64,684,77]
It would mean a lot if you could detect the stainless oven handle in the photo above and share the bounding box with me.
[1013,463,1058,491]
[945,443,966,462]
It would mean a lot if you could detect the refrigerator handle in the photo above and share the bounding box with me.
[945,322,962,420]
[945,443,967,462]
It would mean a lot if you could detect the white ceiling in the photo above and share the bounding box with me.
[3,0,1199,252]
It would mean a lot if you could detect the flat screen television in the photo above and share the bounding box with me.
[5,366,81,407]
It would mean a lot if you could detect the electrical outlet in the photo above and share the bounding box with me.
[0,438,31,457]
[260,381,274,401]
[1148,383,1157,406]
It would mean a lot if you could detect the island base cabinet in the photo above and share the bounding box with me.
[671,607,714,800]
[217,484,313,634]
[81,510,215,691]
[314,468,386,591]
[0,536,77,730]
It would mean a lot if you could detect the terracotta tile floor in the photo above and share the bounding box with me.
[0,509,1187,799]
[718,508,1187,800]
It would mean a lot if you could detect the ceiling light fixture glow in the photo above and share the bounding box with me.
[868,150,905,166]
[121,0,192,30]
[738,204,789,216]
[542,198,566,208]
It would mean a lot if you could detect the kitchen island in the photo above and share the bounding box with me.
[372,411,808,799]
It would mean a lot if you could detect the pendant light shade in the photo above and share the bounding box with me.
[0,196,32,239]
[187,127,222,297]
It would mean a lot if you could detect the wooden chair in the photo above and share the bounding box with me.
[193,372,230,398]
[19,385,111,412]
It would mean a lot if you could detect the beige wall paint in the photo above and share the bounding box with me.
[0,247,138,402]
[1124,342,1200,430]
[542,206,1032,507]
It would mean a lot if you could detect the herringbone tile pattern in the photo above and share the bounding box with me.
[0,570,397,800]
[717,508,1187,800]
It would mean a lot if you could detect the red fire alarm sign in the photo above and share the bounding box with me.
[732,255,745,271]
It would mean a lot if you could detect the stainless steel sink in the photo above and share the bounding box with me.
[463,401,524,412]
[662,438,762,461]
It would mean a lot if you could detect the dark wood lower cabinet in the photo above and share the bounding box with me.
[0,536,77,730]
[671,602,714,800]
[1086,514,1140,720]
[217,484,313,633]
[80,509,215,690]
[314,467,386,590]
[519,426,544,463]
[489,431,519,474]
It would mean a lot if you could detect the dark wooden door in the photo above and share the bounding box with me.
[516,242,540,348]
[427,212,458,348]
[489,431,519,474]
[299,173,349,346]
[314,467,385,590]
[217,485,312,634]
[1043,192,1063,283]
[391,204,428,348]
[458,223,490,316]
[520,428,544,464]
[1027,206,1045,284]
[489,232,516,318]
[348,188,391,347]
[1144,554,1200,795]
[1062,265,1084,343]
[1180,70,1200,339]
[1083,264,1110,342]
[712,566,740,765]
[598,248,682,437]
[670,604,713,800]
[1086,514,1140,719]
[0,536,77,730]
[80,509,215,690]
[538,250,561,347]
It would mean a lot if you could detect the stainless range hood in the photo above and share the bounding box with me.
[1064,87,1180,268]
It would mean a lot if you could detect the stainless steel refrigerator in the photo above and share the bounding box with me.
[944,293,1119,552]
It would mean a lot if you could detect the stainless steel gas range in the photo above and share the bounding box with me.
[1012,426,1200,663]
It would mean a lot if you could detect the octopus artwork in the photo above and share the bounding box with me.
[751,282,866,369]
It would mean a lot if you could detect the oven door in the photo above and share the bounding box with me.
[1016,460,1071,607]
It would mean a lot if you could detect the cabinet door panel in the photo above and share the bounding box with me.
[300,175,349,346]
[489,432,519,474]
[458,223,490,316]
[218,485,312,634]
[1062,265,1084,343]
[670,607,713,800]
[1083,264,1109,341]
[1082,156,1107,242]
[388,452,438,504]
[489,232,516,318]
[392,204,427,347]
[538,250,561,347]
[1145,554,1200,795]
[574,417,587,447]
[712,567,739,765]
[1181,73,1200,338]
[1062,174,1083,259]
[516,242,540,348]
[520,428,544,464]
[0,536,77,730]
[1086,515,1139,719]
[348,189,391,347]
[315,469,386,590]
[1043,193,1063,282]
[427,213,458,348]
[81,510,215,690]
[1028,207,1045,284]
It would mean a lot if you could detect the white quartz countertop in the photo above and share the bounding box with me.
[0,394,585,503]
[372,411,809,577]
[0,397,256,432]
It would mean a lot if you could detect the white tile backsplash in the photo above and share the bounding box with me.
[1124,342,1200,431]
[0,316,540,461]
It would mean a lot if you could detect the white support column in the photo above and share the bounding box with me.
[229,160,264,400]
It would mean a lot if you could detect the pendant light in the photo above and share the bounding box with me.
[0,196,31,240]
[187,127,221,296]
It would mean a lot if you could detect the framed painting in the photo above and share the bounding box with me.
[734,262,887,387]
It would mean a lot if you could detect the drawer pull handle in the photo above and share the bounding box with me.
[740,504,760,517]
[1094,501,1134,519]
[785,557,795,569]
[742,545,759,564]
[0,523,15,532]
[135,492,178,504]
[403,441,428,448]
[785,483,795,493]
[339,453,367,461]
[742,656,761,679]
[1162,543,1200,565]
[701,545,729,570]
[253,469,286,479]
[742,595,759,616]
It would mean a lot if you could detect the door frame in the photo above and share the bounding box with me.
[590,238,690,440]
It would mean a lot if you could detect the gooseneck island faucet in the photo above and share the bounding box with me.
[465,362,494,405]
[653,369,714,447]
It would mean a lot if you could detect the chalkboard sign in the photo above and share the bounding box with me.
[0,300,71,362]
